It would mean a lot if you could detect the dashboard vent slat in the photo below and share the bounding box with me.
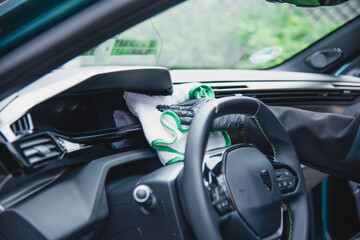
[20,138,51,149]
[23,144,57,157]
[28,152,61,164]
[18,134,63,165]
[11,113,34,136]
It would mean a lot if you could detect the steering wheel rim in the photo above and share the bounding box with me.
[181,96,309,240]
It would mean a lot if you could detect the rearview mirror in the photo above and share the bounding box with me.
[267,0,349,6]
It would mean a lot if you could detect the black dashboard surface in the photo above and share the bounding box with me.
[30,90,125,134]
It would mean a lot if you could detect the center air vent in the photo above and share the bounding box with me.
[18,134,64,165]
[10,113,33,136]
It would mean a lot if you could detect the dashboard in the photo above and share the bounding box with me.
[0,66,360,239]
[1,66,360,175]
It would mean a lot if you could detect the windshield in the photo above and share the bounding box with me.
[65,0,360,70]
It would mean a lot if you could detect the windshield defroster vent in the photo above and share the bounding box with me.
[10,113,34,136]
[17,133,64,166]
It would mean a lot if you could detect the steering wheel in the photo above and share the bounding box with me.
[181,96,309,240]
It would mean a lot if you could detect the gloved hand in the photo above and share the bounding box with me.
[157,98,244,131]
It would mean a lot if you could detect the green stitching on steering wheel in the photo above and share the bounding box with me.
[285,204,293,240]
[253,116,277,159]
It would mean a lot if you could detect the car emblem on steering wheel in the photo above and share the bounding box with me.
[259,170,272,191]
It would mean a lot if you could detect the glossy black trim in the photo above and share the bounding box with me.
[56,124,143,145]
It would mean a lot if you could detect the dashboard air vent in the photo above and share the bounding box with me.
[11,113,33,136]
[210,85,248,94]
[242,90,360,104]
[18,134,63,165]
[208,83,360,105]
[206,83,248,96]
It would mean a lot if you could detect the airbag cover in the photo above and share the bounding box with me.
[224,147,282,238]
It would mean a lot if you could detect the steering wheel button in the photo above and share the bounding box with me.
[214,198,229,214]
[278,176,297,192]
[210,187,218,201]
[215,203,223,212]
[282,180,288,187]
[221,199,228,208]
[218,187,225,196]
[275,170,283,178]
[281,169,293,177]
[288,178,296,188]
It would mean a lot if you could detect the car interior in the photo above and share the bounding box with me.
[1,0,360,239]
